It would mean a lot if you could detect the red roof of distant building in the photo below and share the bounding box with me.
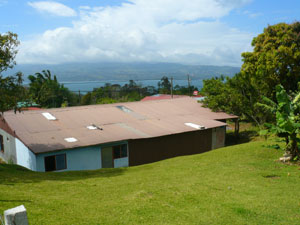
[141,94,187,101]
[21,107,41,111]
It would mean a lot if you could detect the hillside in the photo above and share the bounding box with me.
[0,140,299,225]
[3,62,240,82]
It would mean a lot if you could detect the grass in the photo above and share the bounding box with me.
[1,138,300,224]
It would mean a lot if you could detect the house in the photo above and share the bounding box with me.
[0,97,237,172]
[141,94,205,102]
[140,94,186,101]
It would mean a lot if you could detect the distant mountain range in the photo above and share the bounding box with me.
[3,62,240,82]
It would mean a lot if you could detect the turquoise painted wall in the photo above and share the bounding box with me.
[36,145,102,172]
[36,141,128,172]
[114,157,129,168]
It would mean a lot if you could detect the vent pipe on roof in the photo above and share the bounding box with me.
[87,124,103,130]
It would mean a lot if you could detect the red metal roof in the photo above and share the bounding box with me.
[20,107,41,111]
[141,94,186,101]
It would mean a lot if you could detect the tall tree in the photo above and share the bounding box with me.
[202,22,300,125]
[241,22,300,98]
[0,32,24,114]
[28,70,76,108]
[0,72,26,115]
[158,76,171,94]
[0,32,19,74]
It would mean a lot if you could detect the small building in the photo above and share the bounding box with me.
[141,94,206,102]
[0,97,237,172]
[141,94,186,101]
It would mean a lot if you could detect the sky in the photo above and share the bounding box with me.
[1,0,300,66]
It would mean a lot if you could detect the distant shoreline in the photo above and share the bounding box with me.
[22,79,204,93]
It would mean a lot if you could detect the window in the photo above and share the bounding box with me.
[113,144,128,159]
[42,112,56,121]
[44,154,67,172]
[0,135,4,153]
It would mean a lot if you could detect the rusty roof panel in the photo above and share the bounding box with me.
[3,97,235,154]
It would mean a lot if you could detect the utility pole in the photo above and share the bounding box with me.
[78,90,81,104]
[187,74,191,97]
[171,77,173,98]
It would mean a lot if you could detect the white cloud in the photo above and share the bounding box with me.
[28,1,77,17]
[0,0,8,7]
[79,6,91,10]
[243,10,262,18]
[19,0,253,66]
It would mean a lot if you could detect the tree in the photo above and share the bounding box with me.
[0,32,23,114]
[0,32,19,74]
[28,70,75,108]
[158,76,171,94]
[81,92,92,105]
[202,22,300,125]
[258,85,300,159]
[0,72,26,115]
[241,22,300,98]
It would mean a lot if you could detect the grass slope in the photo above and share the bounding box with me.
[1,140,300,225]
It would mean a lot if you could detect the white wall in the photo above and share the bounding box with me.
[0,128,17,163]
[15,138,37,171]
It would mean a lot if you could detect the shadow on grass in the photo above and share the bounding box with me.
[226,130,259,147]
[0,199,33,203]
[0,164,128,185]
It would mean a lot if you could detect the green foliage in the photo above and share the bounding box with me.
[81,80,157,105]
[258,85,300,157]
[173,84,198,95]
[81,77,201,105]
[0,32,19,74]
[96,97,118,104]
[201,76,229,112]
[0,32,23,114]
[202,22,300,126]
[201,75,252,121]
[0,72,26,114]
[80,92,92,105]
[242,22,300,95]
[28,70,77,108]
[158,76,171,94]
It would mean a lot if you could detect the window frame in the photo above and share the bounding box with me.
[0,135,4,153]
[113,144,128,159]
[44,153,67,172]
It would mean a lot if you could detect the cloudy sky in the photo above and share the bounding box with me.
[1,0,300,66]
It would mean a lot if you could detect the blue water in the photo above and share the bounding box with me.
[61,79,203,93]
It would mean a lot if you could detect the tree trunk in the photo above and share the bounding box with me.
[285,136,289,146]
[289,133,299,158]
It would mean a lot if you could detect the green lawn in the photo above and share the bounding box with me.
[1,140,300,225]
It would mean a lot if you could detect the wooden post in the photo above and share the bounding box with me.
[171,77,173,98]
[78,90,81,104]
[235,118,239,137]
[187,74,191,97]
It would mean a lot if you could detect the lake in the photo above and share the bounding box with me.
[61,79,203,93]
